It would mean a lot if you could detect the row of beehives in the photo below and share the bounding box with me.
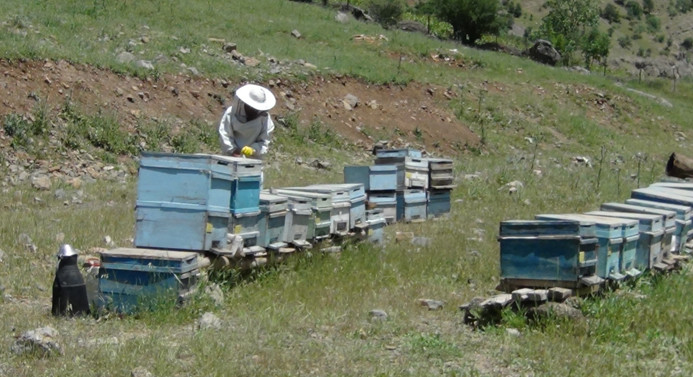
[498,179,693,293]
[96,149,455,313]
[131,149,454,256]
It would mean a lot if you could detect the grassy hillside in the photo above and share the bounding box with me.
[1,1,693,376]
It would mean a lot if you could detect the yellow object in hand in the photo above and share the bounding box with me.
[241,146,255,157]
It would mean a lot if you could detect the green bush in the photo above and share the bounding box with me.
[3,103,51,149]
[618,36,632,48]
[3,113,31,148]
[642,0,654,14]
[676,0,693,13]
[367,0,405,28]
[601,3,621,23]
[625,0,643,19]
[645,15,660,32]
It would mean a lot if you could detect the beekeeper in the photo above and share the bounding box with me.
[218,84,276,159]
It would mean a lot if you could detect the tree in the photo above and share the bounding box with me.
[582,28,610,71]
[537,0,599,65]
[431,0,502,45]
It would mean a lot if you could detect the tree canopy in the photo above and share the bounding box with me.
[430,0,502,45]
[537,0,600,65]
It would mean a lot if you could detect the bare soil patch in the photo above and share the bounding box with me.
[0,59,479,156]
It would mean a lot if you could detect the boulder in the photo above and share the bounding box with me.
[527,302,584,321]
[527,40,561,66]
[396,20,427,34]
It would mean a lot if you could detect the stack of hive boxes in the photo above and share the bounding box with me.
[347,148,427,222]
[346,148,455,222]
[375,149,428,222]
[425,157,455,219]
[103,152,263,312]
[344,164,398,224]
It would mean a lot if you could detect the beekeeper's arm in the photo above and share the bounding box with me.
[218,107,237,155]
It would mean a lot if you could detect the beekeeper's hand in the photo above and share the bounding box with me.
[241,146,255,157]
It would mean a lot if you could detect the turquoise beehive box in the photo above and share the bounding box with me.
[499,220,600,289]
[586,211,665,270]
[536,213,638,281]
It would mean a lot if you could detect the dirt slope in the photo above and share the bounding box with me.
[0,59,479,156]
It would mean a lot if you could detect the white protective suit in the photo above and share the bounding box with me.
[218,94,275,159]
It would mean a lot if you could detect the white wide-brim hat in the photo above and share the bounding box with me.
[236,84,276,111]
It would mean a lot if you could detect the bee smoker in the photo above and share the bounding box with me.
[51,244,90,316]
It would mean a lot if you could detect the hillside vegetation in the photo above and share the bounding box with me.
[1,1,693,376]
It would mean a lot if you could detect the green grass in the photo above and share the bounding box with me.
[1,0,693,376]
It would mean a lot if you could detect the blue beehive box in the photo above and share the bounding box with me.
[625,198,693,253]
[375,149,422,190]
[375,148,422,159]
[536,214,638,281]
[397,189,427,222]
[650,182,693,191]
[499,220,600,289]
[427,189,452,218]
[367,191,397,224]
[586,211,665,270]
[135,201,229,251]
[344,165,398,191]
[631,188,693,253]
[632,187,693,207]
[98,248,200,313]
[601,202,677,261]
[137,152,262,213]
[231,175,261,214]
[137,152,235,208]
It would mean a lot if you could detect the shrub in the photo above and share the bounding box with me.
[3,113,31,148]
[367,0,405,28]
[3,103,51,149]
[506,1,522,17]
[642,0,654,14]
[646,15,660,32]
[682,37,693,50]
[601,4,621,23]
[676,0,693,13]
[618,36,632,48]
[625,0,643,19]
